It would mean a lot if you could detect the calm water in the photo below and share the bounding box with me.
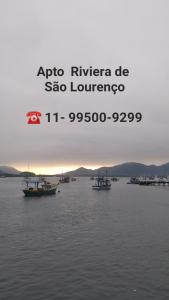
[0,177,169,300]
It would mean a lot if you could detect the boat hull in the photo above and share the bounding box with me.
[23,188,57,197]
[92,186,111,190]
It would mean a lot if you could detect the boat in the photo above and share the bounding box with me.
[139,176,169,186]
[23,177,59,197]
[71,177,77,181]
[111,177,119,182]
[127,177,140,184]
[92,176,111,190]
[59,175,70,183]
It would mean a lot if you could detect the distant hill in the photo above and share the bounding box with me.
[20,171,35,177]
[0,166,20,175]
[65,162,169,177]
[66,167,95,177]
[2,162,169,177]
[0,166,36,177]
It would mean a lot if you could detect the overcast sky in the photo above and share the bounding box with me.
[0,0,169,173]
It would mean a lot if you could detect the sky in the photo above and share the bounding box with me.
[0,0,169,174]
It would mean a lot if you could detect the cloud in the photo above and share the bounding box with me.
[0,0,169,170]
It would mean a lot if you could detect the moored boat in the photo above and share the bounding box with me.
[92,176,111,190]
[111,177,119,182]
[23,177,59,197]
[71,177,77,181]
[59,175,70,183]
[127,177,140,184]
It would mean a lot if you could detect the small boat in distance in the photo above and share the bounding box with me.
[92,176,111,190]
[111,177,119,182]
[127,177,140,184]
[71,177,77,181]
[59,175,70,183]
[23,177,59,197]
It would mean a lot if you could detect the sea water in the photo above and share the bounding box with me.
[0,177,169,300]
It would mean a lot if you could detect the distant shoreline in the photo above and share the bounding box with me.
[1,162,169,177]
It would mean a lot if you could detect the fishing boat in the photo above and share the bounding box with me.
[92,176,111,190]
[23,177,58,197]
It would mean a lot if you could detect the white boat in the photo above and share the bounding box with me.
[92,176,111,190]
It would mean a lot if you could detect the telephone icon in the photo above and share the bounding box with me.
[26,111,42,124]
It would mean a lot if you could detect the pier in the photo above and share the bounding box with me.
[139,179,169,186]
